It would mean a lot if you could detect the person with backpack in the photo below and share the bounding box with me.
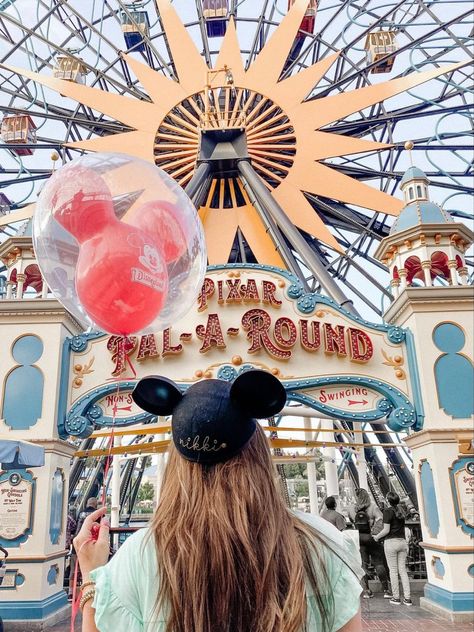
[348,488,391,599]
[373,491,412,606]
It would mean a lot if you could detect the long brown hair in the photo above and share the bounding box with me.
[355,488,372,512]
[151,424,334,632]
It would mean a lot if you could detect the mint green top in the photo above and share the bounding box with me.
[91,513,362,632]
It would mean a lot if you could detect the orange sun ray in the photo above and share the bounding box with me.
[246,0,311,92]
[298,61,469,130]
[0,64,160,132]
[66,131,155,162]
[121,53,186,110]
[155,0,208,94]
[274,52,340,109]
[287,161,403,216]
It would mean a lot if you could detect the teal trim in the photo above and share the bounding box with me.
[11,335,43,364]
[405,329,425,430]
[3,335,44,430]
[0,470,36,548]
[0,590,68,620]
[57,336,73,439]
[420,461,440,538]
[433,558,445,578]
[47,564,59,585]
[433,323,474,419]
[468,565,474,578]
[424,583,474,612]
[449,457,474,537]
[58,331,107,438]
[49,469,64,545]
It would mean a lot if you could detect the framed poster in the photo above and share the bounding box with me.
[0,470,35,546]
[449,457,474,536]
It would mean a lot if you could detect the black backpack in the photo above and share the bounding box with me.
[354,509,371,534]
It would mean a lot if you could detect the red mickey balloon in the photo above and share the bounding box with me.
[53,169,168,335]
[125,200,188,264]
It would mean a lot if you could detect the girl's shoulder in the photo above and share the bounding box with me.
[293,511,363,580]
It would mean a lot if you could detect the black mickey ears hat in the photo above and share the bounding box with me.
[132,370,286,464]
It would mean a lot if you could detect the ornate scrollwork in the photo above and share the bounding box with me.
[217,365,237,381]
[387,326,406,344]
[65,414,93,438]
[287,282,304,299]
[388,407,416,431]
[377,398,393,414]
[86,404,103,421]
[296,294,318,314]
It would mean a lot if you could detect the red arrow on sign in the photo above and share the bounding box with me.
[348,400,368,406]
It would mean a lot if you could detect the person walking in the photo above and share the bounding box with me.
[373,491,412,606]
[74,371,363,632]
[348,488,391,599]
[321,496,347,531]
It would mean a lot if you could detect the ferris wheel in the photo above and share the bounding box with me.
[0,0,472,318]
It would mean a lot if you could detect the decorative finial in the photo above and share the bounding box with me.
[51,151,60,172]
[404,140,414,166]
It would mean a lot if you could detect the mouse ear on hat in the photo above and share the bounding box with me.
[230,370,286,419]
[132,375,183,416]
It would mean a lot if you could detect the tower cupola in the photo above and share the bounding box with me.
[375,143,473,297]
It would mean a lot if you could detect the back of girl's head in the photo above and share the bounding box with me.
[355,488,371,511]
[386,491,400,506]
[386,491,405,518]
[153,424,333,632]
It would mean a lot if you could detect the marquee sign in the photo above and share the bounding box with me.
[59,265,422,438]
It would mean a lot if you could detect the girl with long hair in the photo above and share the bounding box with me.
[373,491,412,606]
[74,371,363,632]
[348,488,390,599]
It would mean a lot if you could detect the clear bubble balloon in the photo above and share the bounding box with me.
[33,152,207,335]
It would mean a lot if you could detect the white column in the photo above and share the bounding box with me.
[41,278,48,298]
[6,280,13,299]
[421,261,432,287]
[322,419,339,499]
[16,273,26,299]
[110,435,122,528]
[354,422,368,490]
[399,269,408,289]
[304,417,319,515]
[448,261,458,286]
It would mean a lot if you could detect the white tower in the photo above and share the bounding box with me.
[375,150,474,623]
[0,221,80,629]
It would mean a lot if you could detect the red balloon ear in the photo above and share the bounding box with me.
[53,169,115,243]
[126,200,188,264]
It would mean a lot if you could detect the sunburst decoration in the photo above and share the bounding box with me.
[0,0,464,263]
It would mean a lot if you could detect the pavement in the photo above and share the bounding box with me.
[8,590,474,631]
[360,591,474,632]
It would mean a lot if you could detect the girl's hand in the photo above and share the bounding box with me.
[73,507,110,579]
